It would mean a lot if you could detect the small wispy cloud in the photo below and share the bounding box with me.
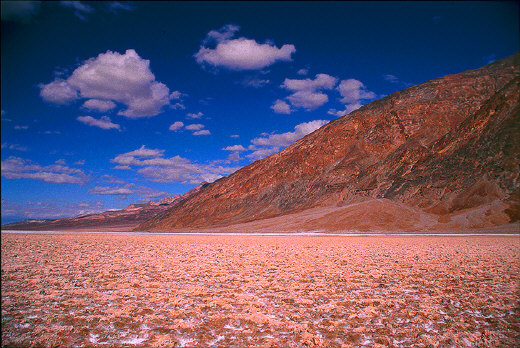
[77,116,121,130]
[1,143,28,152]
[107,1,135,14]
[60,1,94,21]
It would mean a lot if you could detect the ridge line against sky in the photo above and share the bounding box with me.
[1,1,518,223]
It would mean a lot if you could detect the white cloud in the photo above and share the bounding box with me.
[77,116,121,130]
[82,99,117,112]
[297,68,308,75]
[282,73,337,91]
[1,1,41,22]
[333,79,376,115]
[40,79,78,104]
[14,125,29,130]
[60,1,94,21]
[247,120,328,160]
[195,24,296,70]
[230,134,240,138]
[110,146,238,184]
[337,79,376,104]
[40,49,173,118]
[223,145,246,152]
[185,123,205,131]
[280,74,338,110]
[74,160,85,165]
[271,99,291,114]
[187,112,203,119]
[1,156,89,184]
[169,121,184,131]
[193,130,210,136]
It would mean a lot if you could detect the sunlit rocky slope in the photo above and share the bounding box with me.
[137,53,519,232]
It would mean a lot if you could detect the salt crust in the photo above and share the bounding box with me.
[1,234,519,347]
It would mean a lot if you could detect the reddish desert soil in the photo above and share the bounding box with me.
[1,234,519,347]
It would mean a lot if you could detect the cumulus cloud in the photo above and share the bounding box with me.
[297,68,308,76]
[222,145,246,152]
[40,79,78,104]
[169,121,184,131]
[271,99,291,114]
[89,183,167,200]
[280,74,338,110]
[1,1,41,22]
[195,24,296,70]
[110,145,238,184]
[60,1,94,21]
[40,49,173,118]
[1,156,89,184]
[1,199,105,220]
[193,129,210,136]
[82,99,117,112]
[247,120,328,160]
[185,123,205,131]
[337,79,376,104]
[328,79,376,116]
[77,116,121,130]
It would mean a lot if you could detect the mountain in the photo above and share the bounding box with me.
[137,53,519,233]
[2,182,208,231]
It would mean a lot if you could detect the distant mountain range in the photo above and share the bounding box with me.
[2,182,208,231]
[136,53,519,233]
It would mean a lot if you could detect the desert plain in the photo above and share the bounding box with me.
[1,233,519,347]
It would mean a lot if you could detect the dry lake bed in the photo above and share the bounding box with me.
[1,233,519,347]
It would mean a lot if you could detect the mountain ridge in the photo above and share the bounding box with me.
[136,53,519,232]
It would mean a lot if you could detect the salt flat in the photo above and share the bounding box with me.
[2,233,519,347]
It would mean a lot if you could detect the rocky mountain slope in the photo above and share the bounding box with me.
[137,53,519,232]
[2,182,208,231]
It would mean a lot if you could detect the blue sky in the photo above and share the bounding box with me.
[1,1,518,223]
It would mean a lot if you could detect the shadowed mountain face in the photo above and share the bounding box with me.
[137,53,519,232]
[2,183,208,231]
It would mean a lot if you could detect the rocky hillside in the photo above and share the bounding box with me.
[137,53,519,232]
[2,182,208,231]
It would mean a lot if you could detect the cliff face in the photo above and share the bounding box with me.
[138,53,519,232]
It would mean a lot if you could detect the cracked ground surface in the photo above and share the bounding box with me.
[1,233,519,347]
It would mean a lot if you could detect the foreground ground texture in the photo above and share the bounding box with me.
[1,234,519,347]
